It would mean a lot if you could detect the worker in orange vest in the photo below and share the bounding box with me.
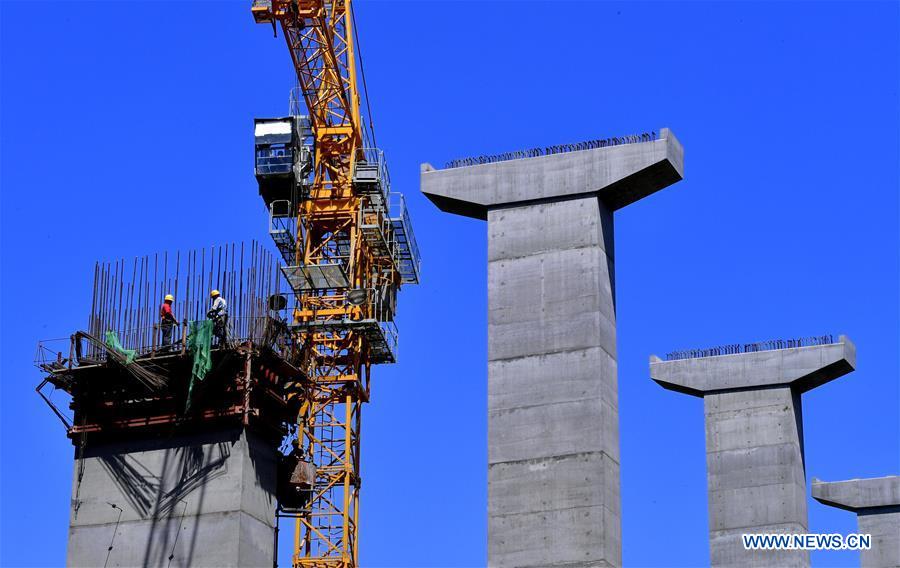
[159,294,178,351]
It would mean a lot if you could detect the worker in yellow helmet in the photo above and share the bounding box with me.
[207,289,228,347]
[159,294,178,351]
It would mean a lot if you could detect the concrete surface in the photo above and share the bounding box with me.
[813,476,900,567]
[422,130,684,568]
[422,128,683,220]
[67,427,277,567]
[487,197,621,568]
[649,338,857,567]
[649,336,856,396]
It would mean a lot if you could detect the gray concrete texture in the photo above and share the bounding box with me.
[422,130,684,567]
[813,476,900,567]
[422,128,683,220]
[649,336,856,396]
[649,338,857,567]
[487,197,621,568]
[67,428,277,567]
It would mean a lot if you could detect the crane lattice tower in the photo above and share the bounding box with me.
[251,1,420,566]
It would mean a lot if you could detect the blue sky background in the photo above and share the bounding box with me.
[2,1,898,566]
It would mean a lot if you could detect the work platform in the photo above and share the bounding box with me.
[36,335,300,442]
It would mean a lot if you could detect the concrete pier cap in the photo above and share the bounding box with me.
[812,476,900,513]
[421,128,683,219]
[649,335,856,396]
[812,476,900,568]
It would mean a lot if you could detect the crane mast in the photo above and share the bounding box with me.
[252,2,419,567]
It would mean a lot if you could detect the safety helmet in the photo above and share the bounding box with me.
[164,294,174,302]
[210,289,220,298]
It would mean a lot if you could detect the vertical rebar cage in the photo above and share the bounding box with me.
[86,241,285,358]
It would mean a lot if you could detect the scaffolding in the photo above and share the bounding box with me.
[34,241,299,442]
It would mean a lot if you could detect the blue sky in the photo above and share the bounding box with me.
[1,1,897,566]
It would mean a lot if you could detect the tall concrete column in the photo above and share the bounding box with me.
[649,337,856,567]
[422,129,684,567]
[67,427,277,567]
[812,476,900,567]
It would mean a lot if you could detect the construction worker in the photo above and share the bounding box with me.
[207,289,228,346]
[159,294,178,351]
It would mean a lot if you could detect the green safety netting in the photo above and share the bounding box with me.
[104,331,136,364]
[185,320,214,411]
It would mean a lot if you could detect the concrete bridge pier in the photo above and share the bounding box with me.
[813,475,900,567]
[422,129,684,567]
[650,336,856,567]
[66,427,277,567]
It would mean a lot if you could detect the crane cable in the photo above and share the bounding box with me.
[350,2,377,149]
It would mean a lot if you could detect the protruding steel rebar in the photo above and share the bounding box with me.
[665,335,836,361]
[85,241,284,356]
[444,131,658,169]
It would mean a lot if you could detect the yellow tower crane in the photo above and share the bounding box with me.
[251,1,420,567]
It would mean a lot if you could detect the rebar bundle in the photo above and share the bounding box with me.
[444,131,658,169]
[75,331,168,390]
[666,335,837,361]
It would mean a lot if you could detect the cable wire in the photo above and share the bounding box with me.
[103,504,124,568]
[350,2,377,149]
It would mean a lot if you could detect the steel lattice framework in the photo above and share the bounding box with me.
[253,1,408,566]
